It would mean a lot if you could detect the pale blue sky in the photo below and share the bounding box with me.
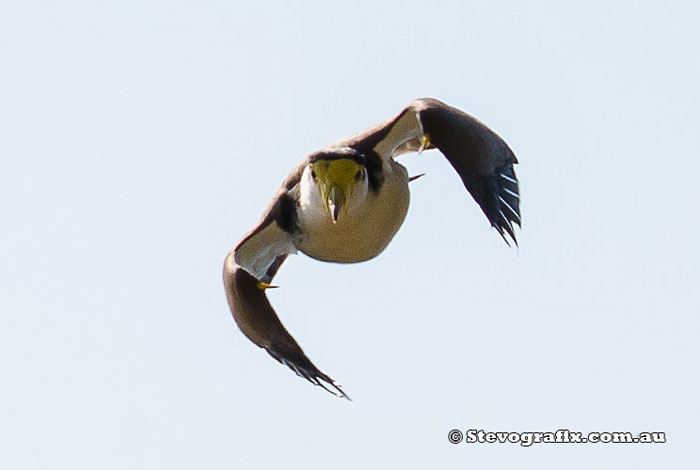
[1,1,698,468]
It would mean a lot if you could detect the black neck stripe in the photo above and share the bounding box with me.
[309,147,367,166]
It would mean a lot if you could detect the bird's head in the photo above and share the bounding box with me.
[305,155,368,224]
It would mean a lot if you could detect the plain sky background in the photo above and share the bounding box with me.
[1,0,698,468]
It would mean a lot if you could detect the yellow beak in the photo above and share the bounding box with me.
[311,158,360,224]
[326,185,346,224]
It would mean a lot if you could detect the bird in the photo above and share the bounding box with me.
[223,98,520,399]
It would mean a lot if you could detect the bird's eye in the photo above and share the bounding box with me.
[310,169,317,180]
[355,169,364,181]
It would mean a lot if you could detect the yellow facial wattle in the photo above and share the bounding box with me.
[311,159,364,223]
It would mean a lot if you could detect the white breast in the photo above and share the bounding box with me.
[296,160,410,263]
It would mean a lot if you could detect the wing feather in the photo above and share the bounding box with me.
[224,189,349,399]
[411,98,521,245]
[341,98,521,244]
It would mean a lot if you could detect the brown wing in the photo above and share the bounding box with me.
[412,98,521,245]
[334,98,521,245]
[224,186,350,399]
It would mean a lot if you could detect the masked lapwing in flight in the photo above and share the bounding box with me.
[224,98,520,399]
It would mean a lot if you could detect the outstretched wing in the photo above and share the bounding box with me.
[224,188,350,399]
[338,98,521,245]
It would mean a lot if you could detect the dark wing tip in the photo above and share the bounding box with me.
[490,162,521,246]
[413,99,521,246]
[224,263,350,400]
[267,345,351,400]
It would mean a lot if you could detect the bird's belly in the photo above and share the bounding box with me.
[297,178,410,263]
